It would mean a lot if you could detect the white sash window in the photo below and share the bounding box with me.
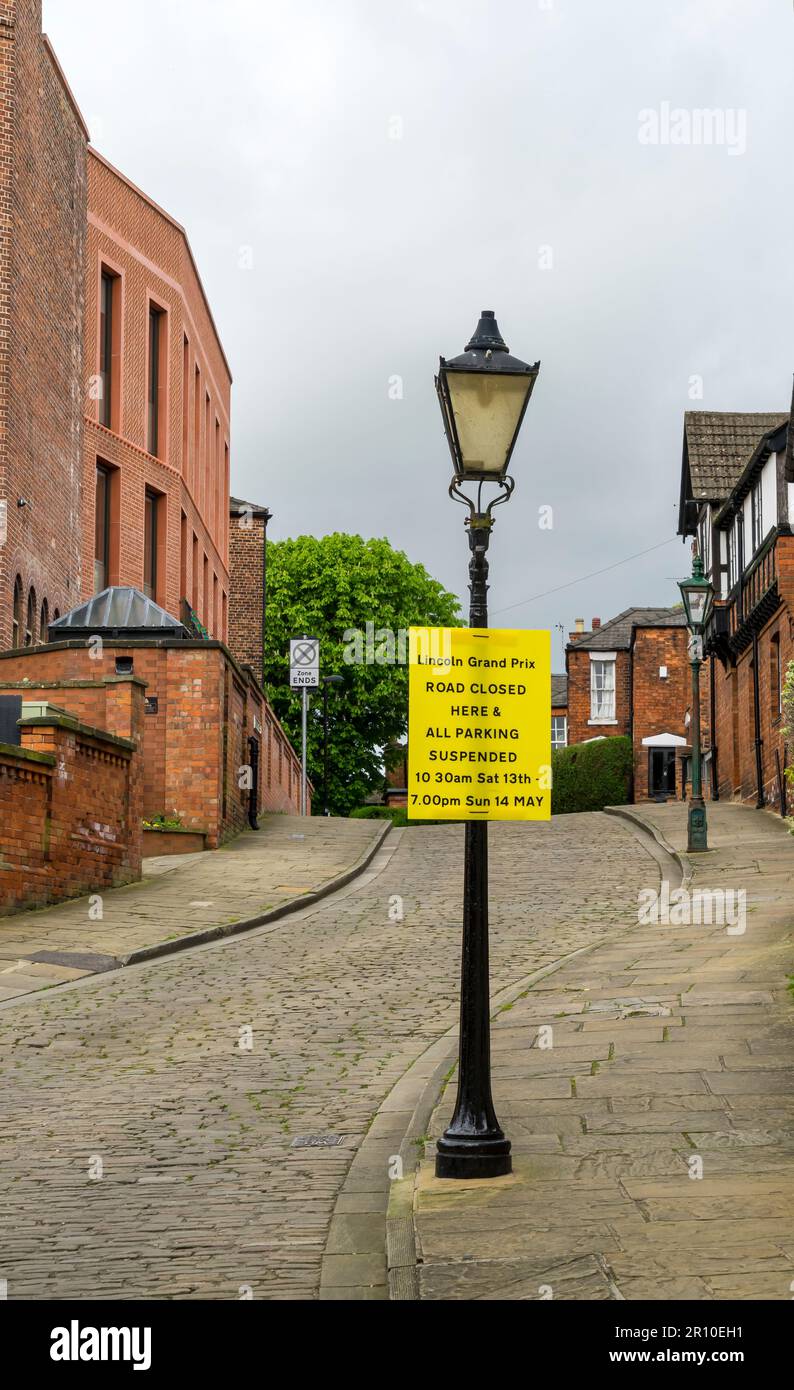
[590,656,616,721]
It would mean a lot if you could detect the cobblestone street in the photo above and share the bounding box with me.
[0,813,655,1300]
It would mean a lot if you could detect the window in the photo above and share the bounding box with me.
[590,658,616,721]
[25,587,36,647]
[180,511,188,601]
[39,599,49,645]
[751,478,763,554]
[144,490,160,600]
[193,364,201,480]
[699,513,711,576]
[552,715,568,750]
[727,524,738,590]
[182,336,190,476]
[12,576,23,649]
[147,305,165,457]
[99,270,118,428]
[95,463,111,592]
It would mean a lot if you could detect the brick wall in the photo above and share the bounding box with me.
[0,639,305,846]
[83,150,231,637]
[0,702,141,915]
[631,627,697,801]
[705,534,794,808]
[0,4,87,649]
[228,505,266,677]
[566,648,631,745]
[711,612,791,808]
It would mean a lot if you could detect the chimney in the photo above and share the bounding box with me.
[592,617,601,630]
[568,618,590,644]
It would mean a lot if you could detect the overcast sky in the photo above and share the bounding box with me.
[45,0,794,667]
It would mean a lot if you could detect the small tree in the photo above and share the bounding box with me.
[263,534,462,815]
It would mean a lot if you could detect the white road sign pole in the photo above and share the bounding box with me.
[289,635,320,817]
[301,686,308,817]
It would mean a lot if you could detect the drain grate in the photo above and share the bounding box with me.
[290,1134,344,1149]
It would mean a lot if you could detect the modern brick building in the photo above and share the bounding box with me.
[85,149,232,640]
[678,404,794,811]
[564,608,696,802]
[0,3,306,914]
[0,1,88,650]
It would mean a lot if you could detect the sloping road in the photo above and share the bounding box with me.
[0,814,656,1300]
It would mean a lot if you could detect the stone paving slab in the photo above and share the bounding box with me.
[411,802,794,1301]
[0,815,386,998]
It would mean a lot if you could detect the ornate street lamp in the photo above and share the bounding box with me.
[434,310,539,1180]
[678,551,714,853]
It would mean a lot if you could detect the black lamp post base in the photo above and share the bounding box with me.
[435,1135,512,1180]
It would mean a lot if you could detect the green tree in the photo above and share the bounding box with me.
[263,534,462,815]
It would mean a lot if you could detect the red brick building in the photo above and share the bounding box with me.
[0,4,306,914]
[227,495,271,679]
[565,608,696,802]
[0,2,87,650]
[678,405,794,811]
[85,149,231,639]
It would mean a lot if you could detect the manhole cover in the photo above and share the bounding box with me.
[290,1134,344,1149]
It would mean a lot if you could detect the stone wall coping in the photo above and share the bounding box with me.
[0,674,147,691]
[142,824,209,835]
[0,741,57,768]
[18,712,136,755]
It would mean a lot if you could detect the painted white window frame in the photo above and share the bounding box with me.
[589,652,617,724]
[699,511,711,577]
[750,477,763,554]
[551,714,568,750]
[727,523,737,590]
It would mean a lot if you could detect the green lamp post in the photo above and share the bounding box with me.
[678,552,714,853]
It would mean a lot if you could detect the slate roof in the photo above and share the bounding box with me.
[229,495,271,519]
[684,412,788,503]
[570,607,687,652]
[551,673,568,707]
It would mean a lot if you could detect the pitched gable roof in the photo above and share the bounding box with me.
[569,607,686,652]
[551,674,568,707]
[679,412,788,533]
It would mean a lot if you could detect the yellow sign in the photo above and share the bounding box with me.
[408,627,551,822]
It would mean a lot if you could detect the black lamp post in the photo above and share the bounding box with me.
[678,551,714,853]
[322,675,343,816]
[434,310,540,1180]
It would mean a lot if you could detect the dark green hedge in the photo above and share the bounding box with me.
[551,735,633,815]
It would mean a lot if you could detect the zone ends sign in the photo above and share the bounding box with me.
[290,637,320,690]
